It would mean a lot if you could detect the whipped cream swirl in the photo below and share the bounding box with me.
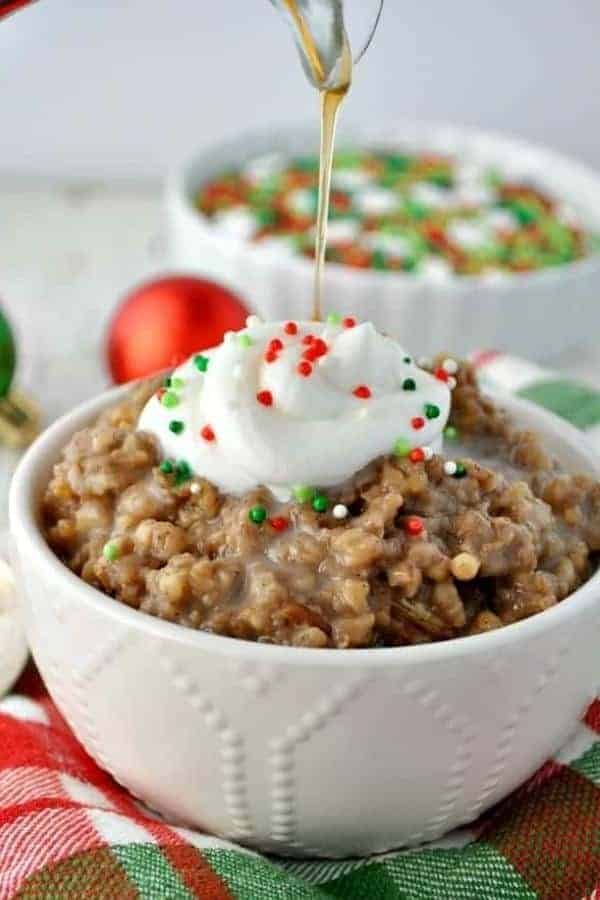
[138,318,451,499]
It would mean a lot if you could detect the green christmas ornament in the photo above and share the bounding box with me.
[0,308,16,399]
[0,306,39,448]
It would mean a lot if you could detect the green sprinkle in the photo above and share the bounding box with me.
[255,207,277,227]
[312,494,328,513]
[403,356,412,364]
[404,199,429,221]
[444,425,458,441]
[326,312,342,324]
[393,438,411,458]
[238,333,253,348]
[103,541,119,562]
[194,354,209,373]
[249,505,267,524]
[402,378,416,391]
[169,420,184,435]
[386,153,410,173]
[164,376,172,388]
[171,376,185,390]
[161,391,179,409]
[174,460,193,485]
[427,171,453,189]
[425,403,440,419]
[292,485,315,504]
[453,461,467,479]
[402,257,417,273]
[159,459,174,474]
[372,250,387,271]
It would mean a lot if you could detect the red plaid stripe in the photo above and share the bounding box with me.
[585,700,600,734]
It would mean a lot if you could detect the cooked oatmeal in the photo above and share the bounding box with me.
[42,360,600,648]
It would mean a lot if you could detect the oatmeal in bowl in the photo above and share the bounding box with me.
[9,315,600,857]
[41,318,600,650]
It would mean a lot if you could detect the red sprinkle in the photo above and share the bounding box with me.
[284,321,298,335]
[353,385,372,399]
[343,317,356,329]
[302,334,316,345]
[297,361,313,377]
[434,367,449,383]
[302,346,320,362]
[156,387,166,401]
[312,338,328,357]
[269,516,289,532]
[411,416,425,430]
[265,349,278,363]
[200,425,215,442]
[409,447,425,463]
[257,390,274,407]
[268,338,283,353]
[405,516,424,537]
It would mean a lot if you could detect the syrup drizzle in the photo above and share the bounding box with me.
[281,0,352,321]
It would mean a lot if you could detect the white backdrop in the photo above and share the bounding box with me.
[1,0,599,179]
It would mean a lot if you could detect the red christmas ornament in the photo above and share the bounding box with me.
[107,276,249,384]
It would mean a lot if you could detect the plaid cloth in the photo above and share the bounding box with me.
[2,354,600,900]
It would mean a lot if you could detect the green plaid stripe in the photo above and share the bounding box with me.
[111,844,198,899]
[518,379,600,429]
[571,741,600,787]
[204,849,326,899]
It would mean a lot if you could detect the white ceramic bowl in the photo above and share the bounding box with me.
[168,122,600,362]
[9,385,600,858]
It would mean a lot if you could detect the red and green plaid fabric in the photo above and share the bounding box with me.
[1,666,600,899]
[2,357,600,899]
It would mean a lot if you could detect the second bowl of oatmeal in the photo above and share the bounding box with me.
[168,122,600,360]
[9,346,600,857]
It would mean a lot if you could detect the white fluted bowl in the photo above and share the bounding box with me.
[168,122,600,362]
[9,384,600,857]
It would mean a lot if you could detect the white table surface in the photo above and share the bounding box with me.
[1,176,599,531]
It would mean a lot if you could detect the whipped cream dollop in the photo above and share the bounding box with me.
[138,318,451,499]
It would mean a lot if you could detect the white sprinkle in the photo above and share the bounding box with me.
[189,482,201,495]
[232,363,243,380]
[556,203,581,227]
[485,208,518,234]
[446,219,489,249]
[418,357,432,370]
[333,504,349,520]
[356,406,369,420]
[447,376,457,390]
[224,331,235,343]
[444,461,457,476]
[423,446,434,460]
[331,169,373,191]
[410,183,456,210]
[243,151,285,183]
[246,315,262,328]
[418,257,453,283]
[442,358,458,374]
[212,207,258,241]
[287,188,315,217]
[355,187,399,216]
[361,232,410,258]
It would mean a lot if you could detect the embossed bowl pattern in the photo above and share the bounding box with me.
[9,385,600,858]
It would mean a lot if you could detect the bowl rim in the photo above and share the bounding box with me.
[166,118,600,293]
[9,380,600,668]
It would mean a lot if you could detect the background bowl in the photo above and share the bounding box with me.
[9,384,600,858]
[168,122,600,362]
